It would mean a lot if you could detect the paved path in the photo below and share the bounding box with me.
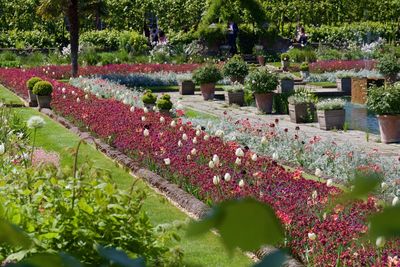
[162,91,400,158]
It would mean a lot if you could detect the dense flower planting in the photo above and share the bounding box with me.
[310,59,376,73]
[0,67,399,266]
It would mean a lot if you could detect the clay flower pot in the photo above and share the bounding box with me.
[200,83,215,100]
[317,109,345,130]
[257,56,265,66]
[377,115,400,143]
[254,92,274,113]
[179,80,195,95]
[28,90,38,107]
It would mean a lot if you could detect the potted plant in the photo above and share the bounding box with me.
[141,90,157,110]
[316,98,346,130]
[288,88,317,123]
[32,81,53,109]
[179,78,195,95]
[193,64,222,100]
[222,55,249,84]
[376,54,400,84]
[281,53,290,71]
[156,94,173,115]
[26,77,42,107]
[299,62,309,79]
[225,81,245,106]
[279,74,295,93]
[245,68,279,113]
[253,45,266,66]
[336,74,352,95]
[367,83,400,143]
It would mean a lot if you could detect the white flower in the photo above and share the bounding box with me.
[376,236,386,248]
[308,233,317,241]
[381,182,388,190]
[238,179,245,187]
[272,152,279,160]
[84,94,89,100]
[196,130,201,136]
[212,154,220,166]
[178,140,183,147]
[213,176,221,185]
[192,137,198,144]
[392,196,399,206]
[235,157,241,165]
[164,158,171,165]
[27,116,45,129]
[203,135,210,141]
[0,143,5,155]
[179,126,184,131]
[130,106,135,112]
[182,134,188,141]
[143,107,149,113]
[235,148,244,157]
[76,97,80,103]
[315,168,322,177]
[208,161,215,169]
[251,153,258,161]
[224,173,231,182]
[312,190,318,199]
[196,125,202,130]
[143,129,149,137]
[63,95,66,99]
[187,155,191,160]
[160,116,165,123]
[153,106,157,111]
[215,130,224,137]
[326,179,333,187]
[170,121,176,127]
[62,87,66,93]
[191,148,197,155]
[141,116,146,122]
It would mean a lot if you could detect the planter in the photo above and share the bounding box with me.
[281,60,290,71]
[257,56,265,66]
[317,109,345,130]
[144,103,156,110]
[36,95,52,109]
[227,91,244,106]
[300,71,309,79]
[351,77,385,104]
[179,80,195,95]
[279,79,294,93]
[28,90,38,107]
[159,109,172,116]
[377,115,400,143]
[255,92,274,113]
[200,83,215,101]
[336,78,352,95]
[385,74,398,84]
[230,76,245,84]
[289,103,316,123]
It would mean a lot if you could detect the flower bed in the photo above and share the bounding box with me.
[0,67,399,266]
[310,60,376,73]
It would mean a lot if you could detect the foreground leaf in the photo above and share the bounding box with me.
[0,220,32,249]
[369,206,400,239]
[96,245,145,267]
[254,249,288,267]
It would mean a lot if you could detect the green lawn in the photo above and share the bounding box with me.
[7,102,251,266]
[184,108,218,120]
[307,81,337,88]
[0,85,24,105]
[147,85,228,93]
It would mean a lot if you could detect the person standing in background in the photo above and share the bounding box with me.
[227,20,239,55]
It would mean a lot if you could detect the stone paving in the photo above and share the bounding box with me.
[162,91,400,159]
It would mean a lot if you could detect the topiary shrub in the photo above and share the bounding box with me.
[281,53,290,62]
[376,54,400,82]
[32,81,53,96]
[142,90,157,105]
[299,62,309,71]
[26,77,43,91]
[222,55,249,78]
[245,68,279,93]
[192,64,222,85]
[156,94,173,110]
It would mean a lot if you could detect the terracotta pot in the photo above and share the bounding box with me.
[179,80,195,95]
[36,95,52,109]
[28,90,38,107]
[254,92,274,113]
[200,83,215,100]
[289,103,316,123]
[227,91,244,106]
[257,56,265,66]
[230,76,245,84]
[317,109,345,130]
[377,115,400,143]
[281,60,290,71]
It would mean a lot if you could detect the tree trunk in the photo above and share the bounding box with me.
[68,0,79,77]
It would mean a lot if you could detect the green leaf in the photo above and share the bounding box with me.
[369,206,400,239]
[39,232,59,240]
[188,198,284,253]
[78,198,94,214]
[96,245,145,267]
[0,220,32,249]
[254,249,288,267]
[9,253,84,267]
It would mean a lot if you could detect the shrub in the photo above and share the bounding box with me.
[288,88,317,105]
[376,54,400,77]
[299,62,309,71]
[119,31,149,54]
[192,64,222,85]
[142,90,157,104]
[279,74,294,80]
[32,81,53,96]
[316,98,346,110]
[222,55,249,78]
[287,48,317,63]
[156,94,173,110]
[81,47,101,66]
[245,68,279,93]
[280,53,290,61]
[26,77,42,91]
[367,83,400,115]
[197,23,226,47]
[81,29,121,51]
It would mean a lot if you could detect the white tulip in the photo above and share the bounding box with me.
[212,154,220,166]
[272,152,279,160]
[63,95,66,99]
[203,135,210,141]
[130,106,135,112]
[381,182,388,190]
[308,233,317,241]
[213,176,221,185]
[312,190,318,200]
[326,179,333,187]
[196,130,201,136]
[238,179,245,187]
[376,236,386,248]
[141,116,146,122]
[215,130,224,137]
[235,157,241,165]
[143,129,149,137]
[224,173,231,182]
[235,148,244,157]
[76,97,80,103]
[187,155,191,160]
[179,126,184,131]
[160,116,165,123]
[182,134,188,141]
[392,196,399,206]
[143,107,149,113]
[170,121,176,127]
[261,136,268,144]
[192,137,198,144]
[315,168,323,177]
[84,94,89,100]
[62,87,66,93]
[191,148,197,155]
[196,125,202,130]
[178,140,183,147]
[153,106,157,111]
[251,153,258,161]
[208,161,215,169]
[0,143,5,155]
[164,158,171,165]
